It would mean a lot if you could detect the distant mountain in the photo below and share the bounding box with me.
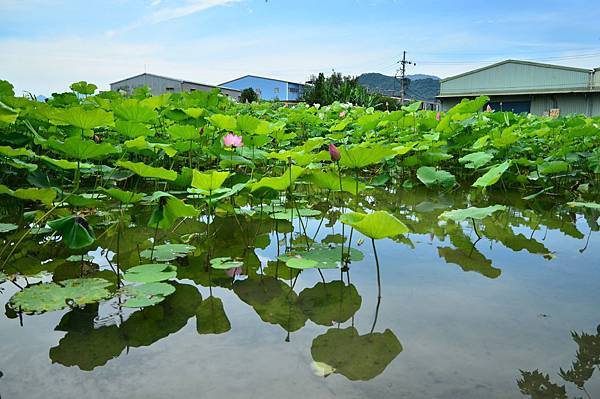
[357,73,440,102]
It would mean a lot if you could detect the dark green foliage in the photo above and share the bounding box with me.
[240,87,258,103]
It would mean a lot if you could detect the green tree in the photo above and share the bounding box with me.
[240,87,258,103]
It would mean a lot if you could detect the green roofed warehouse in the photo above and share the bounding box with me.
[438,60,600,116]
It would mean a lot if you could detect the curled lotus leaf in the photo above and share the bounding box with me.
[48,215,95,249]
[340,211,409,240]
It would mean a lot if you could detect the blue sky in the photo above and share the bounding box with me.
[1,0,599,95]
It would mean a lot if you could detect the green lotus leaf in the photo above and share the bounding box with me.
[251,165,305,192]
[62,194,102,208]
[0,223,18,233]
[338,144,396,169]
[196,296,231,334]
[298,281,362,326]
[9,278,112,313]
[47,136,119,160]
[271,207,321,220]
[439,205,507,222]
[0,100,18,125]
[458,151,494,169]
[70,81,97,95]
[114,120,154,138]
[208,114,237,130]
[210,257,243,270]
[416,166,456,188]
[124,136,177,157]
[306,170,366,194]
[0,79,15,97]
[0,184,57,206]
[112,99,158,123]
[140,243,196,262]
[191,170,230,192]
[100,188,145,204]
[567,201,600,210]
[123,263,177,283]
[167,124,198,140]
[279,243,364,269]
[122,282,176,308]
[116,161,177,181]
[48,215,95,249]
[53,107,114,129]
[538,160,569,175]
[0,145,34,158]
[472,160,511,188]
[39,155,94,170]
[340,211,409,239]
[146,191,199,229]
[311,327,403,381]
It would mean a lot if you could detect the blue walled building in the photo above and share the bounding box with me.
[219,75,305,101]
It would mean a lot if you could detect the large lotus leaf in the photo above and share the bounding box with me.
[196,296,231,335]
[48,215,95,249]
[48,136,119,160]
[458,152,494,169]
[298,281,361,326]
[122,282,176,308]
[311,327,403,381]
[49,324,125,371]
[116,160,177,181]
[62,194,102,208]
[124,136,177,157]
[233,277,307,332]
[123,264,177,283]
[0,100,18,125]
[39,155,94,170]
[236,114,262,133]
[416,166,456,188]
[271,207,321,220]
[0,184,57,206]
[0,145,34,158]
[147,192,199,230]
[437,247,501,279]
[251,165,305,192]
[472,161,511,188]
[112,99,158,123]
[210,257,243,270]
[208,114,237,130]
[191,170,230,192]
[279,244,363,270]
[306,170,366,195]
[538,160,569,175]
[140,244,196,262]
[439,205,506,222]
[53,107,114,129]
[340,211,409,239]
[9,278,112,313]
[568,201,600,210]
[114,120,154,138]
[70,81,97,95]
[100,187,145,204]
[339,145,396,169]
[0,80,15,97]
[168,124,198,140]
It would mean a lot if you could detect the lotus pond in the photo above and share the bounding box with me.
[0,81,599,398]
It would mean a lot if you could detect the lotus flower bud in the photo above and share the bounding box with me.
[329,143,341,162]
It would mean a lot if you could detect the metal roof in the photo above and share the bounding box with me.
[110,73,240,92]
[219,74,305,86]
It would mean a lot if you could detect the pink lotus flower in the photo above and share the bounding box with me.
[435,112,441,121]
[329,143,341,162]
[485,104,493,112]
[223,132,243,147]
[226,267,243,278]
[339,111,347,118]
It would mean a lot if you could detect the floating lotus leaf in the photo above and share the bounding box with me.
[123,263,177,283]
[279,243,363,269]
[140,243,196,262]
[191,170,230,192]
[416,166,456,188]
[459,151,494,169]
[196,296,231,335]
[298,281,361,326]
[439,205,506,222]
[472,160,511,188]
[48,215,95,249]
[9,278,112,313]
[0,223,18,233]
[100,187,145,204]
[116,160,177,181]
[340,211,409,239]
[121,282,176,308]
[210,257,243,270]
[311,327,403,381]
[271,207,321,220]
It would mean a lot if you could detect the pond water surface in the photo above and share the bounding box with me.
[1,188,599,399]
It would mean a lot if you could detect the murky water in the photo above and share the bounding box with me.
[1,188,599,399]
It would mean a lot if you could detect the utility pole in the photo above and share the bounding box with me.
[397,51,415,104]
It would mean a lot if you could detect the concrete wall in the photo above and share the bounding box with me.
[221,76,304,101]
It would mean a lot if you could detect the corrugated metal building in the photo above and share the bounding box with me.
[219,75,305,101]
[110,73,241,100]
[438,60,600,116]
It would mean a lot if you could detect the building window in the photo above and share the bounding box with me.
[288,87,299,93]
[190,88,196,92]
[165,87,174,92]
[274,87,280,95]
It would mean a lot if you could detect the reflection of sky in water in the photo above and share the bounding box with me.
[0,206,599,398]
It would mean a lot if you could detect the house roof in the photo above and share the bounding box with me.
[441,59,594,83]
[110,73,240,92]
[219,74,305,86]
